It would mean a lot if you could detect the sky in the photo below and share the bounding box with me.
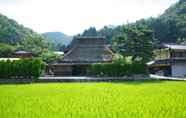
[0,0,178,35]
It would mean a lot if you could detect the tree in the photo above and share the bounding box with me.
[98,26,122,44]
[113,26,154,63]
[0,43,17,57]
[20,36,50,55]
[40,51,63,63]
[82,27,98,36]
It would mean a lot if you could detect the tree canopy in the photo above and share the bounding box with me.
[113,26,154,63]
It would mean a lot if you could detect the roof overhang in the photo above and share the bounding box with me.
[164,44,186,50]
[147,59,186,67]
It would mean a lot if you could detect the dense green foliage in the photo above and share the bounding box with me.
[113,26,154,62]
[0,43,18,57]
[80,26,122,43]
[125,0,186,44]
[0,81,186,118]
[89,58,148,76]
[0,59,45,79]
[40,51,63,63]
[82,27,98,36]
[98,26,122,43]
[0,13,50,55]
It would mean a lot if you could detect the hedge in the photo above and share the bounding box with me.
[88,60,148,77]
[0,59,45,79]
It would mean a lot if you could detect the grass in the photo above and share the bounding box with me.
[0,81,186,118]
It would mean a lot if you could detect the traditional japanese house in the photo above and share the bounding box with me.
[47,36,115,76]
[148,44,186,77]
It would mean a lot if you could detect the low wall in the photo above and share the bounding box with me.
[37,77,150,83]
[150,74,186,81]
[0,75,150,84]
[0,79,35,84]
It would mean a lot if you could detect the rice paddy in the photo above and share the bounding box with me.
[0,80,186,118]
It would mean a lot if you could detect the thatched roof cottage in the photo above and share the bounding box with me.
[47,36,114,76]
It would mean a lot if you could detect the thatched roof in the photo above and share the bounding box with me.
[62,37,114,63]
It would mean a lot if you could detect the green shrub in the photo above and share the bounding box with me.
[88,58,148,77]
[40,51,63,63]
[0,59,45,79]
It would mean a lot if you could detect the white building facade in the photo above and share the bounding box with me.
[148,44,186,77]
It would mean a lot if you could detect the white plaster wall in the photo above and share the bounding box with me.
[172,63,186,77]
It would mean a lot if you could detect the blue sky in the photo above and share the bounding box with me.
[0,0,178,35]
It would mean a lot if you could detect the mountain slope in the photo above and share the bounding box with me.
[0,13,44,44]
[0,13,48,54]
[133,0,186,43]
[43,32,72,46]
[83,0,186,44]
[158,0,186,42]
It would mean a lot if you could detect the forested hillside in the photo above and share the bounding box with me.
[80,0,186,45]
[43,32,72,50]
[0,13,49,56]
[134,0,186,43]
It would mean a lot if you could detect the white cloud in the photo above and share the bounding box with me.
[0,0,178,35]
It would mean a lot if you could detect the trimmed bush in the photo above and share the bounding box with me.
[88,59,148,77]
[0,59,45,79]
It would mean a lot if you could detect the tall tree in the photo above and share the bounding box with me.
[82,27,98,36]
[113,26,154,63]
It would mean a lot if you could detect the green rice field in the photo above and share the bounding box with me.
[0,81,186,118]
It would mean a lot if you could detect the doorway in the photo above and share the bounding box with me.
[72,65,88,76]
